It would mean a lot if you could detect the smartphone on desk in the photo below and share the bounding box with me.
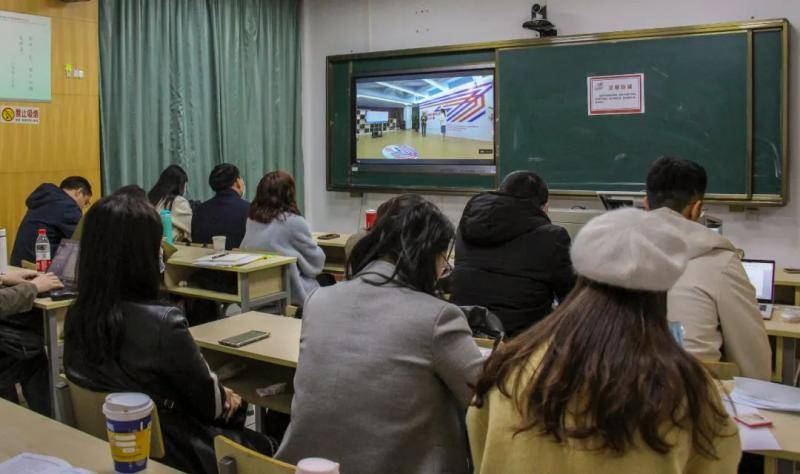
[219,330,270,348]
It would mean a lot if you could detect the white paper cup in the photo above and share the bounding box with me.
[212,235,227,251]
[103,393,154,473]
[296,458,340,474]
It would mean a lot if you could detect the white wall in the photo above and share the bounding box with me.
[301,0,800,265]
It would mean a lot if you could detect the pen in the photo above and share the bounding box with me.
[211,252,229,260]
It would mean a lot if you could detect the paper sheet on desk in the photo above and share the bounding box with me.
[723,399,781,451]
[0,453,93,474]
[732,377,800,412]
[193,253,265,268]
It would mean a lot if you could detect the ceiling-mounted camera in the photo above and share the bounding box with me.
[523,3,557,37]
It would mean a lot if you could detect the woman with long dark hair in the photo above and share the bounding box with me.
[468,208,740,473]
[148,164,192,243]
[240,170,325,306]
[275,194,483,473]
[64,187,275,474]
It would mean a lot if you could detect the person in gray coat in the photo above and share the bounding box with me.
[240,171,325,306]
[276,195,484,474]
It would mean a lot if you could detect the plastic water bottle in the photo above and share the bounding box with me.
[35,229,51,272]
[0,228,8,275]
[159,210,174,244]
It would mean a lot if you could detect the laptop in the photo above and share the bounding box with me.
[741,259,775,320]
[46,239,79,300]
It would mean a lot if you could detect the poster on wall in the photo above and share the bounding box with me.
[1,105,40,124]
[0,10,52,102]
[587,73,644,116]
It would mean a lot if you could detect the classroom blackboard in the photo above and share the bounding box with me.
[327,20,788,204]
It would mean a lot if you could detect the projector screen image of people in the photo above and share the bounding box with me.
[354,69,495,164]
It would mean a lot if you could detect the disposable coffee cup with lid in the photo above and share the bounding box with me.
[103,392,154,474]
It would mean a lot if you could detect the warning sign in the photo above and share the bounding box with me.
[587,74,644,116]
[0,105,40,124]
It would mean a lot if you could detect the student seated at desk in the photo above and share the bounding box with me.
[241,171,325,306]
[645,156,771,380]
[276,196,483,473]
[149,165,193,243]
[451,171,575,337]
[0,270,62,417]
[468,208,741,474]
[192,164,249,249]
[63,191,275,474]
[10,176,93,266]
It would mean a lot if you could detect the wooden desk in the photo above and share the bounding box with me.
[190,312,300,419]
[775,269,800,305]
[7,266,74,423]
[721,381,800,474]
[765,307,800,385]
[313,232,352,274]
[0,398,179,473]
[166,245,297,312]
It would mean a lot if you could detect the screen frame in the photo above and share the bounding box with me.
[741,258,776,303]
[350,64,497,175]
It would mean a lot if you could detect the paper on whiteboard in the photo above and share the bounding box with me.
[0,11,52,101]
[587,74,644,116]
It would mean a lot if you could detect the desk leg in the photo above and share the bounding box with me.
[781,336,797,386]
[282,266,292,315]
[240,274,251,313]
[43,308,62,421]
[795,288,800,306]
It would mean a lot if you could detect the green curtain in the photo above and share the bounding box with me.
[99,0,303,207]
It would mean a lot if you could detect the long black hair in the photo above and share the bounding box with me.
[346,194,454,295]
[148,164,188,210]
[64,187,163,363]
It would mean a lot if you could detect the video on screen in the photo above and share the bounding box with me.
[354,70,495,164]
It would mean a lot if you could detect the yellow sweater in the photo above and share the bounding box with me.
[467,356,742,474]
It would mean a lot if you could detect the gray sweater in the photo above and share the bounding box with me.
[276,260,483,473]
[240,213,325,306]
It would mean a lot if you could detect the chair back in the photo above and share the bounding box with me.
[214,435,295,474]
[65,378,166,458]
[701,360,741,380]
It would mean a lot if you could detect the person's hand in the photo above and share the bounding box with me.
[0,269,38,286]
[30,273,63,295]
[223,386,242,422]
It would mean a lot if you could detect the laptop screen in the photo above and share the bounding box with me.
[742,259,775,303]
[48,239,79,284]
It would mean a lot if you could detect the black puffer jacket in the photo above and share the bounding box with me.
[64,302,274,473]
[451,192,575,337]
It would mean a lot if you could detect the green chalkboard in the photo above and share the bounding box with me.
[498,33,749,196]
[327,20,788,203]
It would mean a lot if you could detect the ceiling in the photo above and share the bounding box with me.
[355,76,478,109]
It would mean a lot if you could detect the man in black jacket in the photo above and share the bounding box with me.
[192,164,249,249]
[10,177,92,266]
[452,171,575,337]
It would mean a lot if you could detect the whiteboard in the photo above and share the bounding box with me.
[0,10,51,102]
[366,110,389,123]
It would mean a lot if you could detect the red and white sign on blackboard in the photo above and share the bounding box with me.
[587,74,645,116]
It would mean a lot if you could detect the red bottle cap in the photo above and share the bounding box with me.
[38,229,46,235]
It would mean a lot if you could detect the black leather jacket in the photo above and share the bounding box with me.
[64,301,234,473]
[65,301,224,420]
